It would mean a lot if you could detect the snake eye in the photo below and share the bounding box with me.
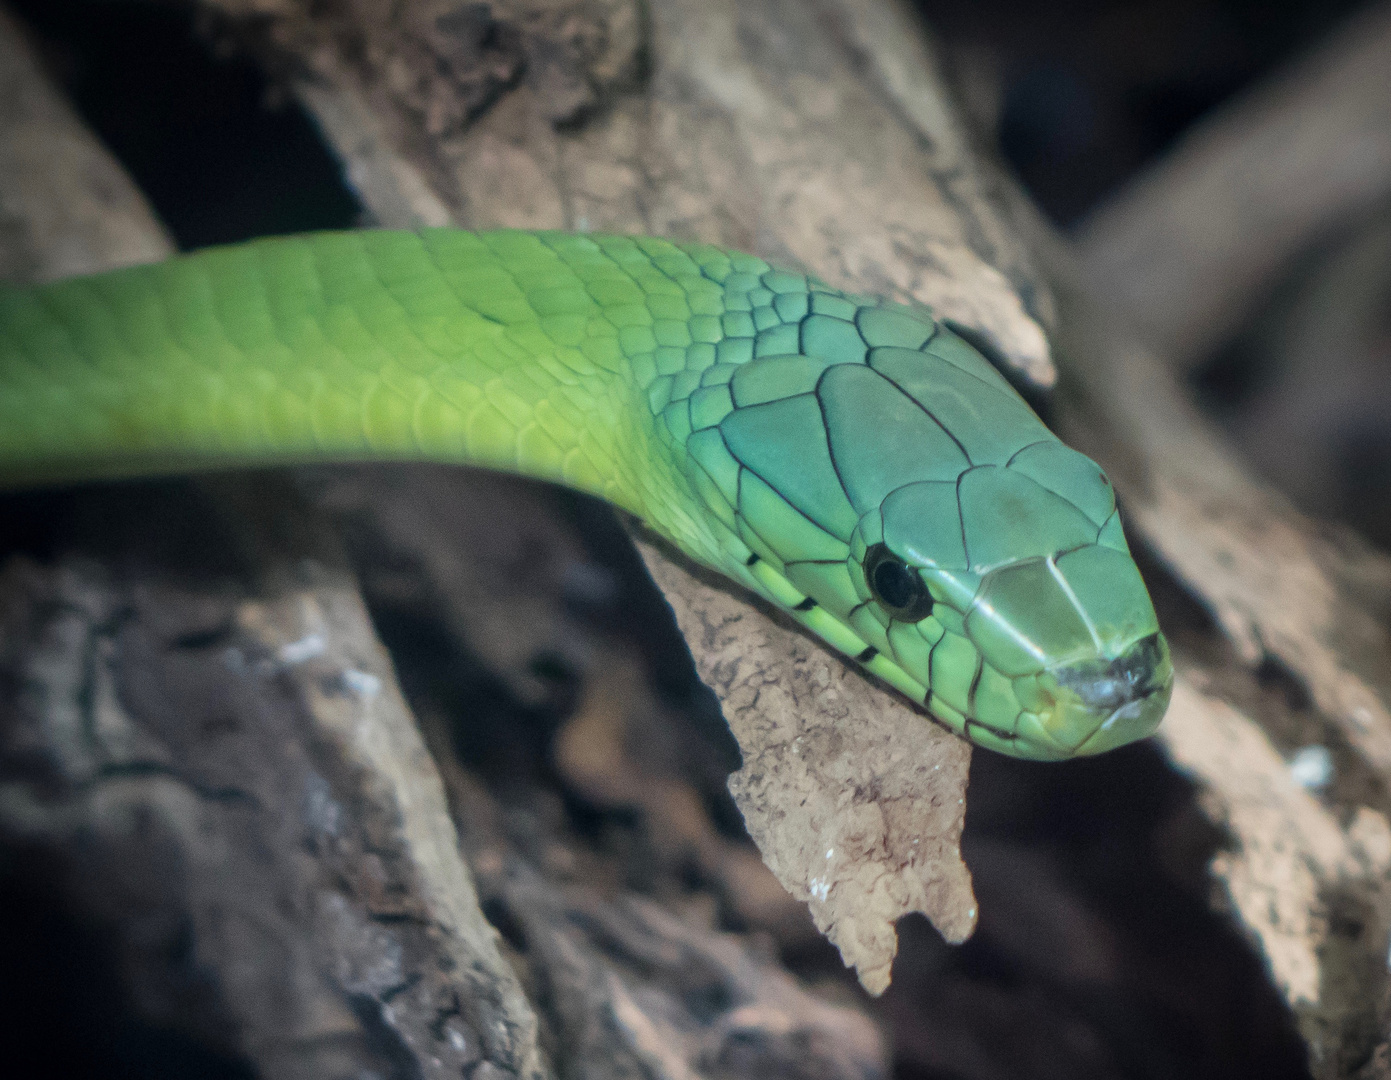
[864,544,934,621]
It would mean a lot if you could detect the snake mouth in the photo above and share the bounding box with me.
[1054,632,1169,713]
[1020,633,1173,757]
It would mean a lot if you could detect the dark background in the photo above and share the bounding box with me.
[924,0,1371,226]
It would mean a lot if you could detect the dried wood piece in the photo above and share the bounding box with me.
[1075,0,1391,372]
[296,78,454,229]
[298,463,815,941]
[0,5,174,281]
[494,861,888,1080]
[637,538,975,995]
[421,729,892,1080]
[0,510,547,1080]
[205,0,645,132]
[229,551,550,1080]
[1161,673,1391,1075]
[817,0,1057,385]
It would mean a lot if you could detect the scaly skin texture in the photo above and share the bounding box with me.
[0,229,1172,759]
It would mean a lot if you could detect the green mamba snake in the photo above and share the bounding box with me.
[0,229,1172,759]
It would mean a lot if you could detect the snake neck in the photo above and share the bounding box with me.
[0,230,752,567]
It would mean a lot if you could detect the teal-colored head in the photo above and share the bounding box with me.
[664,267,1172,760]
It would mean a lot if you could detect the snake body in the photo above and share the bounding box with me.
[0,229,1172,759]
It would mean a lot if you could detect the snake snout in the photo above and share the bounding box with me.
[1043,632,1173,756]
[1053,632,1168,713]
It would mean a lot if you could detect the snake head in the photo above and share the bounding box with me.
[952,508,1174,757]
[841,452,1172,759]
[673,277,1172,759]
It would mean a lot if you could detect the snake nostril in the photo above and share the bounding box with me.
[1050,632,1167,712]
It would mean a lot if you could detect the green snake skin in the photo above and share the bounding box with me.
[0,229,1172,759]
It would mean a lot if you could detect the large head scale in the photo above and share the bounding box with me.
[669,268,1172,760]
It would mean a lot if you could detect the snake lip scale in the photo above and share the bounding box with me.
[0,228,1174,759]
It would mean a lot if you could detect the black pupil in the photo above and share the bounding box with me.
[873,559,918,610]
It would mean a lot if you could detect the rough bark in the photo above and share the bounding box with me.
[0,5,174,279]
[636,537,975,995]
